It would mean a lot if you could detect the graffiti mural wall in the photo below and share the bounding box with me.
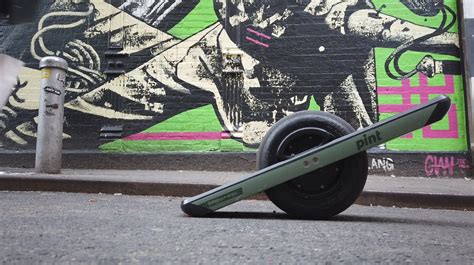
[0,0,468,164]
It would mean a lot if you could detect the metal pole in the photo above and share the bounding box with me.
[35,57,68,174]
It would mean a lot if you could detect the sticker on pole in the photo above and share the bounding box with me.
[41,69,51,79]
[44,86,61,95]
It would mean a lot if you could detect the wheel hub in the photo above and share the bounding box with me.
[276,127,344,198]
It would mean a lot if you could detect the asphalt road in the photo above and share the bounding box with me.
[0,191,473,264]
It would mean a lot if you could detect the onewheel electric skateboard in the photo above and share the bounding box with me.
[181,95,451,219]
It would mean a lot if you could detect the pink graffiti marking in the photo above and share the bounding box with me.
[245,36,269,48]
[246,28,272,40]
[378,74,458,139]
[124,132,232,141]
[424,155,470,177]
[457,158,470,171]
[424,155,454,176]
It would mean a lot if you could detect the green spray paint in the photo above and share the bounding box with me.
[100,105,246,152]
[168,0,218,39]
[308,96,321,111]
[371,0,458,33]
[375,48,467,151]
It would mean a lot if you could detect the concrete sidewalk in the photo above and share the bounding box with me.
[0,167,472,211]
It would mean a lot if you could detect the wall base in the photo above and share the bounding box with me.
[0,150,470,178]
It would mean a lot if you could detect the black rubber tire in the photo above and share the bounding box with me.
[257,111,368,219]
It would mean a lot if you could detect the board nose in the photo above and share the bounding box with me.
[424,95,451,126]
